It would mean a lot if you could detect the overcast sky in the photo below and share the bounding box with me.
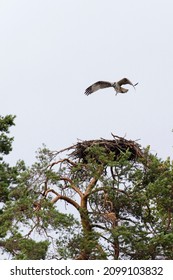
[1,0,173,165]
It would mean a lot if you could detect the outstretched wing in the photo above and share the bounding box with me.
[117,78,138,88]
[85,81,112,95]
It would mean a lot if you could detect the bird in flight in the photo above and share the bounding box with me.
[84,78,138,96]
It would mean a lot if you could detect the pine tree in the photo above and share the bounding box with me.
[1,117,173,259]
[0,115,49,259]
[21,137,173,259]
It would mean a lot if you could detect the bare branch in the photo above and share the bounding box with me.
[49,158,77,169]
[45,189,80,210]
[58,177,83,198]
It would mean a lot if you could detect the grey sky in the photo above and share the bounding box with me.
[1,0,173,165]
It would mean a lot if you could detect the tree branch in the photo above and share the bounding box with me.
[58,177,83,198]
[45,189,80,210]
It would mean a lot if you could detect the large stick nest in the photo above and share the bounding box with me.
[69,134,143,163]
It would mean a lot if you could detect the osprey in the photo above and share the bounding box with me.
[84,78,138,96]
